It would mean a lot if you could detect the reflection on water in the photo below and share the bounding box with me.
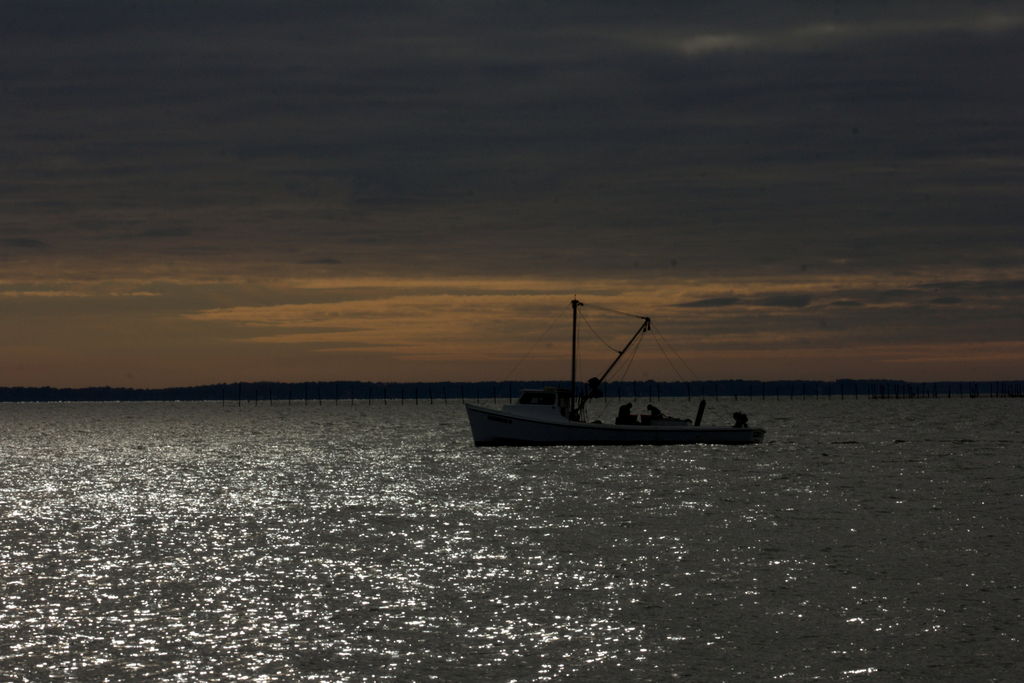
[1,399,1021,680]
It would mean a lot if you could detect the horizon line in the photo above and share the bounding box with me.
[3,378,1022,392]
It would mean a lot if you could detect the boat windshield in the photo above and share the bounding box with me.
[519,392,556,405]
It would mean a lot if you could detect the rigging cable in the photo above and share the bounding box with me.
[614,329,646,386]
[584,303,649,320]
[585,329,645,423]
[500,302,570,383]
[650,323,701,382]
[576,306,646,405]
[577,309,619,354]
[650,322,731,421]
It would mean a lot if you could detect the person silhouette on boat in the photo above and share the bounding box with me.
[616,402,634,425]
[646,404,663,419]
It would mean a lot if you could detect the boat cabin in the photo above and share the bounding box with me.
[514,388,572,418]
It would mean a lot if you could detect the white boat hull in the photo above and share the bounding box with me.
[466,403,766,446]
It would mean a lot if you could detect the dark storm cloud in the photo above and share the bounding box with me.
[1,0,1022,280]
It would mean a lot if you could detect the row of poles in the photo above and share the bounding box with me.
[229,383,529,407]
[229,382,464,407]
[868,383,1023,399]
[226,380,1024,406]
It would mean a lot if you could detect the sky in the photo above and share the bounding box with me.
[1,0,1022,388]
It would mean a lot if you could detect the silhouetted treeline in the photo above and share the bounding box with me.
[1,379,1022,403]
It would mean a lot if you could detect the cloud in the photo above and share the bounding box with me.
[3,1,1021,286]
[1,290,93,298]
[1,2,1023,384]
[0,288,160,298]
[674,293,812,308]
[1,238,49,249]
[138,227,192,239]
[644,12,1024,57]
[675,297,742,308]
[752,294,812,308]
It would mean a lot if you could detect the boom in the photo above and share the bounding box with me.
[572,313,650,419]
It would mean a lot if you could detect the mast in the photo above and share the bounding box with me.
[570,298,580,413]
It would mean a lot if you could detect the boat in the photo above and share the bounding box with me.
[466,299,767,446]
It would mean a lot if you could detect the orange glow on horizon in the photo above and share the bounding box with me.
[1,272,1021,388]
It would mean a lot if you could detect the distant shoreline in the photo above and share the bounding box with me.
[1,380,1021,402]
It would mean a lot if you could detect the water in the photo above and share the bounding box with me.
[1,397,1021,681]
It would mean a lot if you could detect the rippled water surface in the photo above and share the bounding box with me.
[1,397,1021,681]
